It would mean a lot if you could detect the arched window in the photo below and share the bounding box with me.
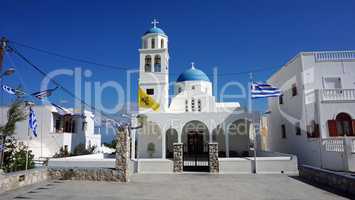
[185,100,188,112]
[143,39,148,49]
[335,113,353,136]
[198,99,201,112]
[144,55,152,72]
[161,39,164,48]
[151,38,155,49]
[191,99,195,112]
[154,55,161,72]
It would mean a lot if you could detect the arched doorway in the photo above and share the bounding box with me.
[228,119,251,157]
[182,120,209,171]
[138,121,162,158]
[166,128,178,159]
[336,113,354,136]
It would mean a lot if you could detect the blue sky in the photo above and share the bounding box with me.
[1,0,355,114]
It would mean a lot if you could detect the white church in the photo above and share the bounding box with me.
[130,21,263,172]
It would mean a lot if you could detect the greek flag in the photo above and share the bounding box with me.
[1,84,16,95]
[31,87,58,99]
[29,107,38,137]
[251,82,281,98]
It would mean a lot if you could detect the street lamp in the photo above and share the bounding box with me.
[0,67,15,79]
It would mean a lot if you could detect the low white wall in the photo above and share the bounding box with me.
[137,159,173,174]
[0,168,49,194]
[256,157,298,175]
[219,151,298,175]
[256,151,298,175]
[219,158,252,174]
[48,154,114,168]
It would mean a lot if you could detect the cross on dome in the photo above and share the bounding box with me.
[191,62,195,69]
[151,19,159,28]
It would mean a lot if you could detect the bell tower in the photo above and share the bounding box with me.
[138,19,169,112]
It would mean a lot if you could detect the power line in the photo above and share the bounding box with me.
[9,40,280,77]
[9,40,131,71]
[8,45,121,123]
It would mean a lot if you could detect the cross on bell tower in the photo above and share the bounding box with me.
[151,19,159,28]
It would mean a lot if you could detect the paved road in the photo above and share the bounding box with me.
[1,174,350,200]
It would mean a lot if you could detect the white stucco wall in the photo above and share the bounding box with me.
[267,51,355,168]
[0,105,100,159]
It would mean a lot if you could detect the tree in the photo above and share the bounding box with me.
[0,100,27,168]
[0,99,27,138]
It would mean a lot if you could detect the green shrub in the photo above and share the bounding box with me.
[147,142,155,157]
[72,143,96,156]
[2,137,35,173]
[53,146,70,158]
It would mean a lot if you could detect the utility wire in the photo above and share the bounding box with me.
[8,45,121,124]
[9,40,131,71]
[10,40,280,77]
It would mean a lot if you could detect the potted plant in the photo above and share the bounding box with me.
[147,142,155,158]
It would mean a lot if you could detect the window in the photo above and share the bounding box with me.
[185,100,189,112]
[143,39,148,49]
[307,120,320,138]
[151,38,155,49]
[198,99,201,112]
[63,114,74,133]
[328,113,355,137]
[292,83,297,96]
[55,118,62,132]
[82,121,87,131]
[191,99,195,112]
[323,77,341,89]
[161,39,164,48]
[295,122,301,135]
[154,55,161,72]
[144,55,152,72]
[178,87,182,93]
[53,113,76,133]
[279,94,283,104]
[146,88,154,95]
[192,86,195,90]
[281,124,286,138]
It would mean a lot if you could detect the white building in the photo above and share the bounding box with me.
[0,105,101,159]
[267,51,355,172]
[130,22,267,172]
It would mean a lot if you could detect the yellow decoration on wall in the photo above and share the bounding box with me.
[138,87,160,111]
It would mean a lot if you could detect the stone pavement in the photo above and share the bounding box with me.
[0,174,350,200]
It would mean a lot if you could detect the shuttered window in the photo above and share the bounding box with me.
[328,120,337,137]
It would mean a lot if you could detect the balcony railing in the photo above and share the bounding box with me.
[314,51,355,62]
[322,139,344,152]
[319,89,355,102]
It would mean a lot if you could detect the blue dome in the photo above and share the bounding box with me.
[177,67,210,82]
[144,27,166,36]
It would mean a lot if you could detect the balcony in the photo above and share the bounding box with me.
[319,89,355,102]
[314,51,355,62]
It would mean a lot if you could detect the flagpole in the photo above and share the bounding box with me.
[25,105,31,173]
[248,72,257,174]
[25,102,34,173]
